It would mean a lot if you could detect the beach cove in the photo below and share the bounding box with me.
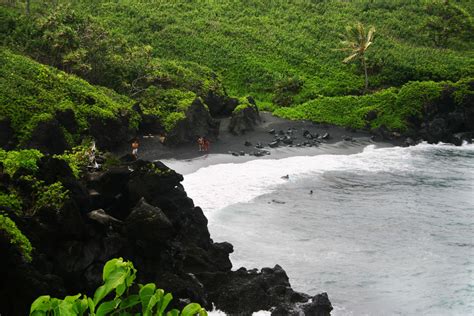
[163,141,474,315]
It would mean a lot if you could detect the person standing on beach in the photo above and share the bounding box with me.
[197,136,204,151]
[131,138,140,159]
[203,137,210,152]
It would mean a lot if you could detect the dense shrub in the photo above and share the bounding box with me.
[274,78,471,132]
[0,149,43,176]
[0,192,22,213]
[0,214,32,262]
[30,257,208,316]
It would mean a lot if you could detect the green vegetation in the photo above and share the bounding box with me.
[0,148,70,215]
[0,49,138,146]
[0,148,43,176]
[32,180,69,214]
[425,0,474,48]
[274,78,472,132]
[0,0,473,138]
[232,97,254,114]
[0,192,22,213]
[138,88,195,132]
[30,257,208,316]
[340,22,375,92]
[65,0,473,101]
[0,214,32,262]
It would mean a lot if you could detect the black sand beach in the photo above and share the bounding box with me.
[116,112,397,163]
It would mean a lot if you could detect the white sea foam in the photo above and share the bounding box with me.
[181,142,474,315]
[182,142,474,216]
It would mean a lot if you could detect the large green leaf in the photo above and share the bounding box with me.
[105,266,129,294]
[145,289,163,315]
[165,310,179,316]
[57,300,76,316]
[93,284,109,306]
[73,296,89,316]
[181,303,203,316]
[102,258,121,281]
[96,298,121,316]
[30,295,51,314]
[87,297,96,316]
[119,294,140,310]
[157,293,173,316]
[139,283,156,311]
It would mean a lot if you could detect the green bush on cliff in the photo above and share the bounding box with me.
[274,88,398,130]
[0,192,22,213]
[32,181,69,214]
[30,257,208,316]
[232,97,254,114]
[274,78,472,132]
[54,141,96,178]
[138,87,195,132]
[0,214,32,262]
[0,149,43,176]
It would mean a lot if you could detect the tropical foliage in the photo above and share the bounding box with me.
[339,22,375,91]
[274,78,473,132]
[30,258,208,316]
[0,213,33,262]
[0,0,473,136]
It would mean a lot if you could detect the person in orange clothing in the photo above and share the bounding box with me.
[131,138,140,159]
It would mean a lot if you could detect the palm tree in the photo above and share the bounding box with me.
[340,22,375,92]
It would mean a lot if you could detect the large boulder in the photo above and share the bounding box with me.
[125,198,175,242]
[88,115,134,150]
[407,80,474,144]
[197,264,312,315]
[0,117,15,149]
[204,91,239,117]
[165,98,220,145]
[55,109,79,134]
[228,97,262,135]
[25,119,69,154]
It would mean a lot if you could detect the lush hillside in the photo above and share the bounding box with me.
[69,0,474,103]
[0,0,473,137]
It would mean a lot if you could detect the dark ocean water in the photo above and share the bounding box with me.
[170,142,474,315]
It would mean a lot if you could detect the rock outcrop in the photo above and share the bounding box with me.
[0,157,331,315]
[393,80,474,146]
[0,117,15,150]
[88,114,134,150]
[228,97,262,135]
[166,98,220,145]
[204,91,239,117]
[25,118,70,154]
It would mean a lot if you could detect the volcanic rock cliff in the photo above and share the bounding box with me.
[0,157,332,315]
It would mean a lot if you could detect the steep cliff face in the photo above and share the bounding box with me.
[0,157,332,315]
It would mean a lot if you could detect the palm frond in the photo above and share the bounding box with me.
[343,53,359,63]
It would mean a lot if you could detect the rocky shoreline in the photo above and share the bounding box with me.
[1,89,472,315]
[0,155,332,316]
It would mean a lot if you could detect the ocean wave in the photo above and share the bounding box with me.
[182,142,474,216]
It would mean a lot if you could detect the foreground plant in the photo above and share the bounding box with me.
[30,258,207,316]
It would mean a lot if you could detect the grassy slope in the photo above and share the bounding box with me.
[72,0,473,102]
[0,0,473,137]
